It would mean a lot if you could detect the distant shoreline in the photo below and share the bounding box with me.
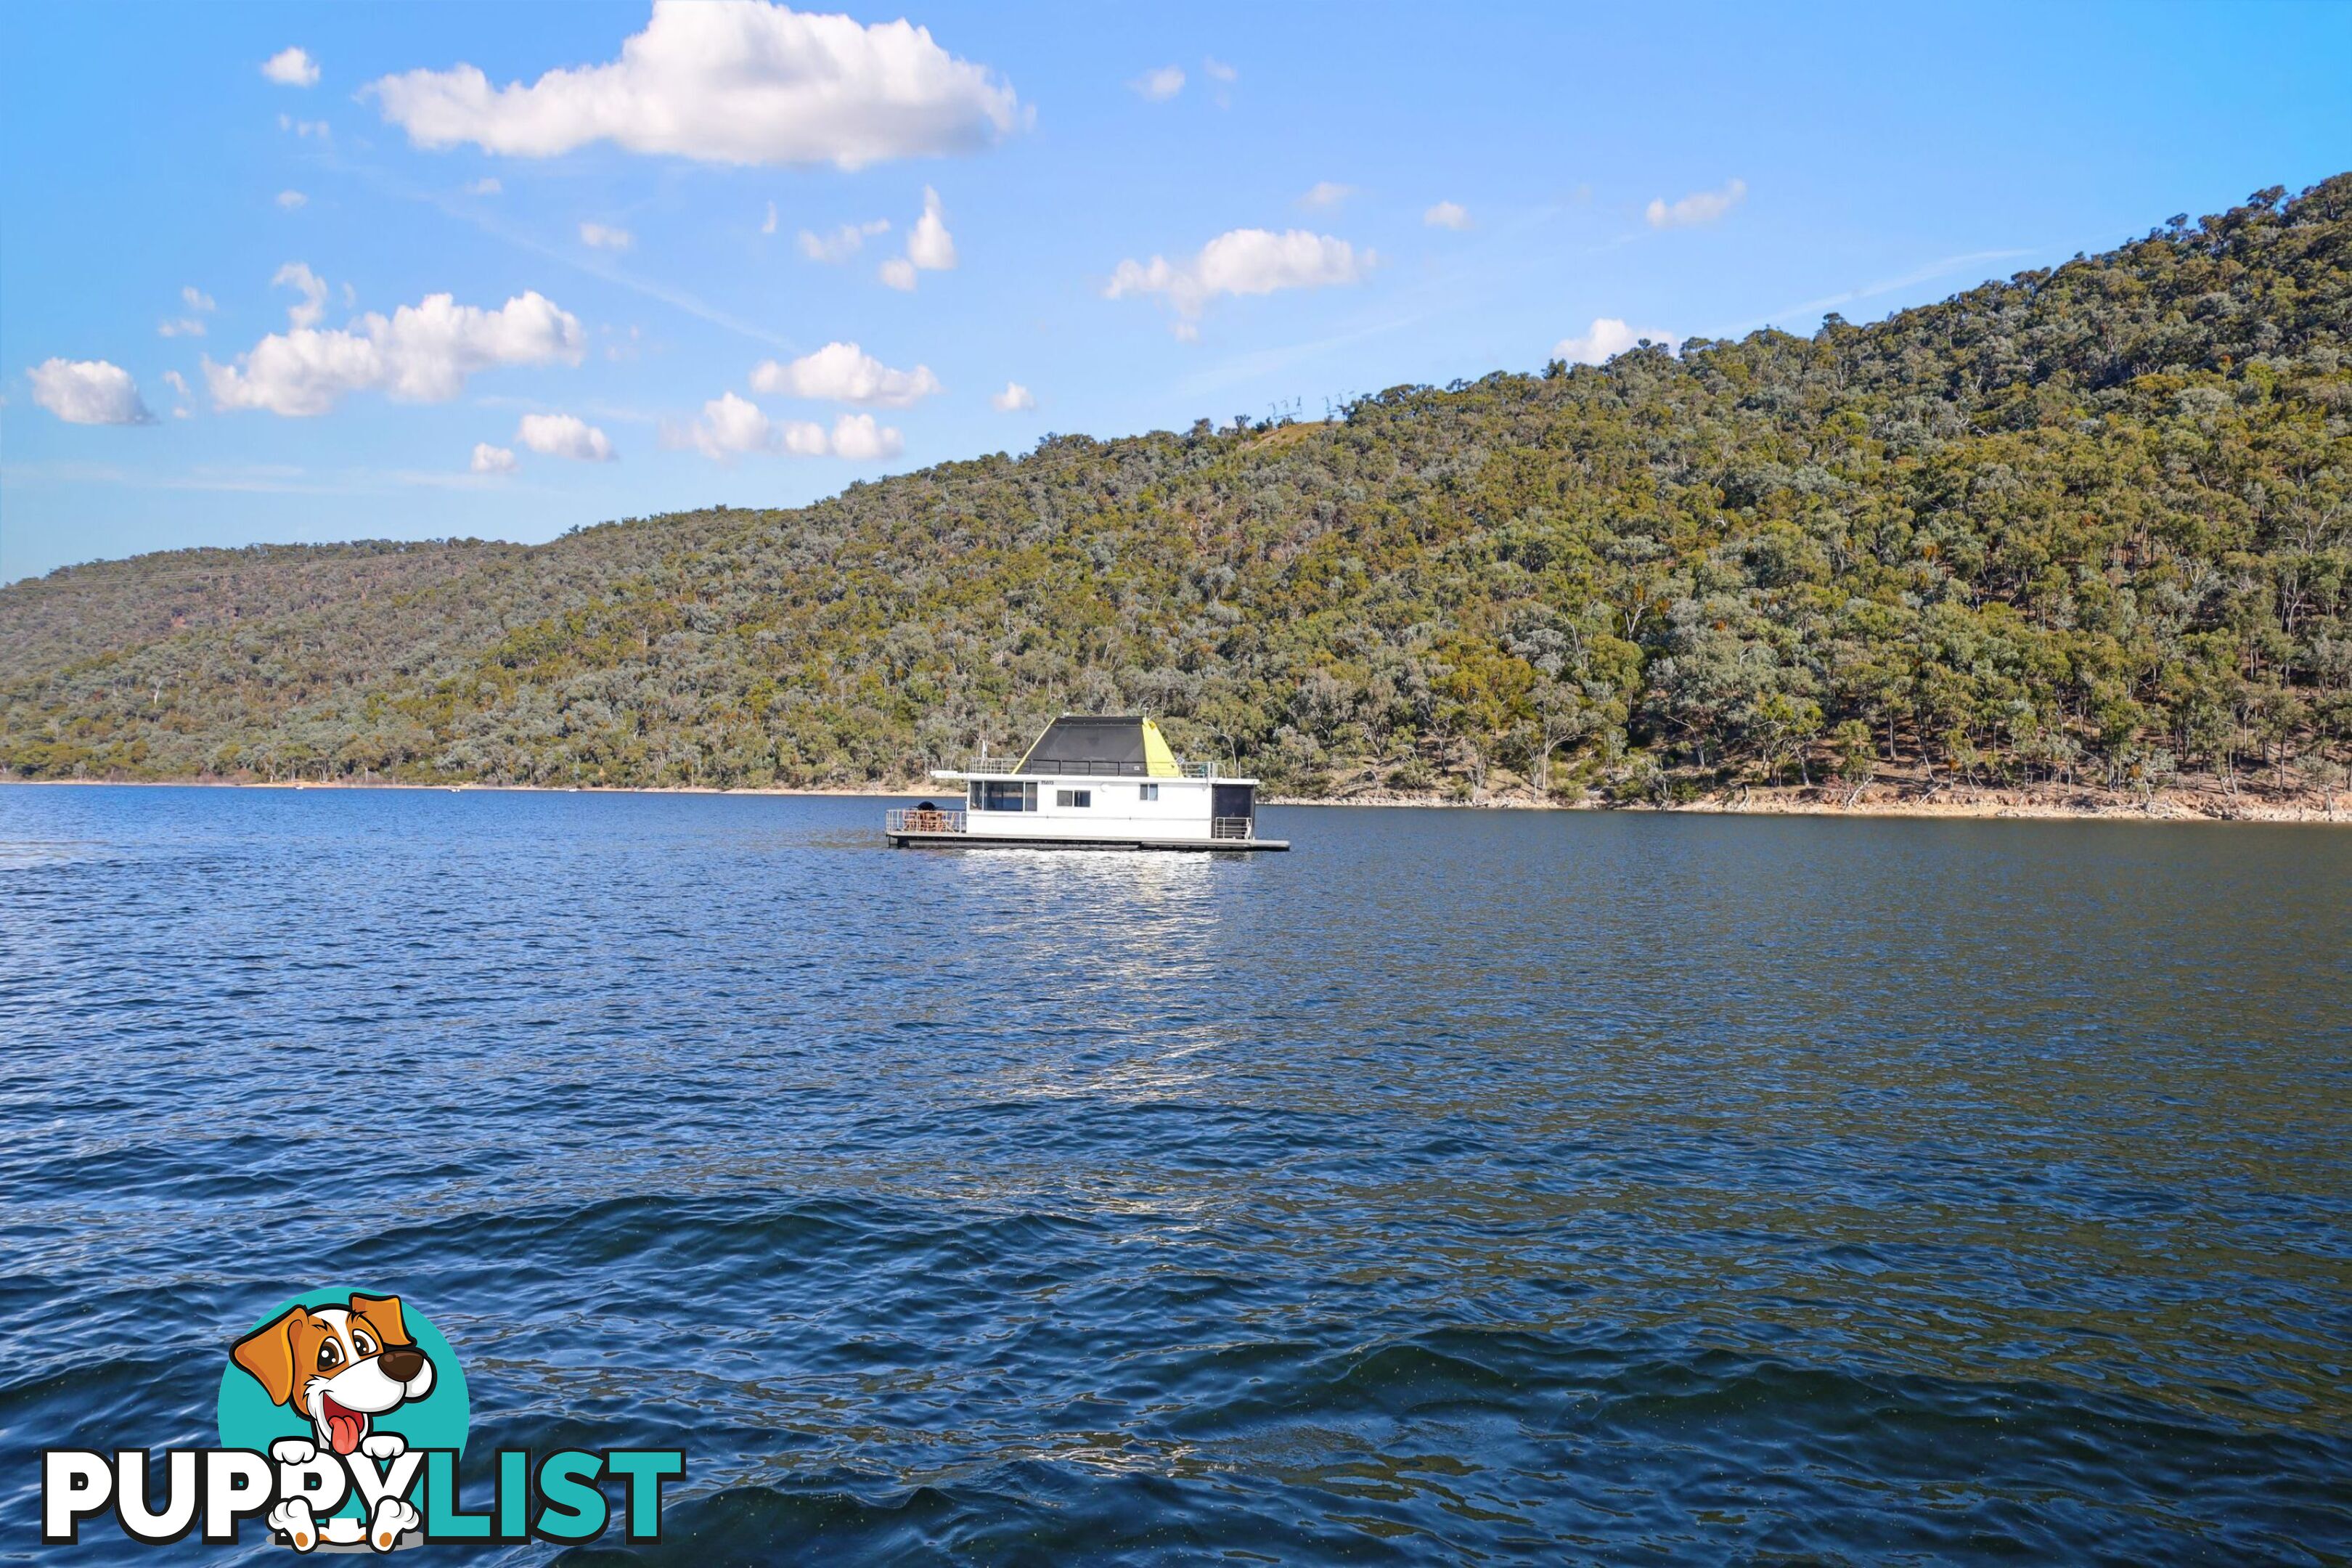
[5,775,2342,825]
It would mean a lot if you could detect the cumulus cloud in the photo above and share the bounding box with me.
[828,412,898,460]
[279,114,330,139]
[184,285,216,312]
[1131,65,1185,101]
[277,189,309,210]
[163,369,196,418]
[165,285,224,335]
[368,1,1023,169]
[471,442,518,474]
[1299,181,1352,210]
[906,187,955,270]
[273,262,330,328]
[990,380,1034,412]
[467,176,502,195]
[1552,317,1669,366]
[160,318,206,338]
[1424,200,1471,230]
[263,47,320,87]
[798,217,889,262]
[29,359,155,425]
[1106,228,1367,330]
[750,342,939,407]
[1646,178,1746,229]
[205,288,585,416]
[875,187,954,289]
[579,221,634,250]
[687,391,799,457]
[517,411,616,460]
[681,391,902,461]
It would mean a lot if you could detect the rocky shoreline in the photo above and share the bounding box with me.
[7,775,2344,824]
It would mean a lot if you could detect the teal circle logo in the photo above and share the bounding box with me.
[217,1288,467,1540]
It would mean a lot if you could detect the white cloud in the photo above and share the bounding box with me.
[750,342,939,406]
[28,359,155,425]
[1552,317,1670,366]
[277,189,309,210]
[1299,181,1352,210]
[687,391,793,457]
[1424,200,1471,230]
[906,186,955,271]
[467,176,502,195]
[368,0,1023,169]
[1131,65,1185,101]
[159,318,207,338]
[262,47,320,87]
[279,115,330,139]
[1106,228,1367,329]
[1200,56,1236,107]
[273,262,330,329]
[682,393,901,461]
[761,201,778,234]
[579,221,634,250]
[990,380,1034,412]
[1646,178,1746,229]
[184,286,216,312]
[798,217,889,262]
[516,411,615,460]
[471,442,518,474]
[828,412,897,460]
[875,187,953,287]
[205,289,585,416]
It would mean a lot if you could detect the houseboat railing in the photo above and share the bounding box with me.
[1210,817,1254,841]
[955,758,1222,778]
[886,807,966,834]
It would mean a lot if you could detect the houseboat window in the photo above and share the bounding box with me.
[1139,783,1159,801]
[1056,788,1092,808]
[979,780,1036,811]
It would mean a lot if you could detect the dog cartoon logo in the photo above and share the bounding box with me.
[217,1288,469,1552]
[234,1294,436,1461]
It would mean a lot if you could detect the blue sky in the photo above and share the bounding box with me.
[3,1,2347,584]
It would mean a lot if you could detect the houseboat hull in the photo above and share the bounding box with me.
[885,827,1289,852]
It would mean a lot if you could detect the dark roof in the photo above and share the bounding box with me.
[1018,715,1148,775]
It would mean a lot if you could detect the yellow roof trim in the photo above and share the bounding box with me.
[1141,719,1180,777]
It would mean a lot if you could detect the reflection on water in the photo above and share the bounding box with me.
[0,785,2346,1563]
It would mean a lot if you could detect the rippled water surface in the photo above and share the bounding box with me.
[2,785,2348,1564]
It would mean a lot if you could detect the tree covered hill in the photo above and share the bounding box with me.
[5,178,2349,801]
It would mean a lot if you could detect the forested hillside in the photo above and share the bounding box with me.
[5,179,2349,804]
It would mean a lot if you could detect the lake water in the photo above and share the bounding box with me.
[1,785,2347,1564]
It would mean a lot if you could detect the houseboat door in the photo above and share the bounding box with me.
[1211,783,1256,831]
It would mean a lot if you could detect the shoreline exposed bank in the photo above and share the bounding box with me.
[4,775,2343,824]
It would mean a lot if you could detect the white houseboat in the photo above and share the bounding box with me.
[885,716,1287,851]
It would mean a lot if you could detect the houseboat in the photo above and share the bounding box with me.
[885,716,1287,851]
